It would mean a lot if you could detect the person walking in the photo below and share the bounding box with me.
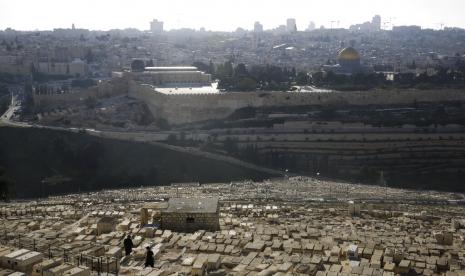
[144,246,154,268]
[123,235,133,256]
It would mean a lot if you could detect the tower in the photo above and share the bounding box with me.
[254,21,263,32]
[286,18,297,32]
[150,19,164,34]
[306,21,316,31]
[372,15,381,31]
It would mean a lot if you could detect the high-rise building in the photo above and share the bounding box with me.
[286,18,297,32]
[350,15,382,32]
[372,15,381,31]
[306,21,316,31]
[150,19,164,34]
[254,21,263,32]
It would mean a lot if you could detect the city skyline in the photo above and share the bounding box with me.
[1,0,465,32]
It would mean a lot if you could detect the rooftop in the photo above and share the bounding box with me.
[163,197,219,213]
[154,82,220,95]
[144,66,198,72]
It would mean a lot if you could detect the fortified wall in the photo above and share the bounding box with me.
[130,82,465,125]
[33,78,128,109]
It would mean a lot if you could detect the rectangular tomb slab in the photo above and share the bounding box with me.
[44,263,73,276]
[192,254,208,269]
[62,266,91,276]
[182,256,196,266]
[278,262,293,273]
[207,254,221,270]
[13,251,43,272]
[31,258,63,276]
[2,249,30,268]
[241,252,258,266]
[8,272,26,276]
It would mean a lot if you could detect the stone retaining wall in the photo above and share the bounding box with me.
[129,82,465,125]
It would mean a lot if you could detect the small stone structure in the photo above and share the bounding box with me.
[348,201,361,217]
[161,197,219,232]
[96,217,117,235]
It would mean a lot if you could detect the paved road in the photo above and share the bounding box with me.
[0,94,30,128]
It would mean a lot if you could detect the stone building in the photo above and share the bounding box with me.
[140,202,169,226]
[124,65,212,87]
[37,58,89,77]
[161,197,219,232]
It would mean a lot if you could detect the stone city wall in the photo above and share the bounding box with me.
[129,82,465,125]
[33,79,128,109]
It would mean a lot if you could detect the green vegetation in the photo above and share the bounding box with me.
[311,71,388,91]
[0,72,29,84]
[32,72,71,82]
[197,60,465,92]
[313,65,465,91]
[192,61,214,74]
[71,78,96,88]
[194,61,299,91]
[130,59,145,72]
[218,62,296,91]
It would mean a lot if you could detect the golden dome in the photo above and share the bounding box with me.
[338,47,361,61]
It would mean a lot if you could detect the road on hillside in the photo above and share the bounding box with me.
[1,98,286,177]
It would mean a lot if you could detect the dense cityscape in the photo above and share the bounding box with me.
[1,3,465,276]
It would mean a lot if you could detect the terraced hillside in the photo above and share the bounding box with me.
[167,101,465,192]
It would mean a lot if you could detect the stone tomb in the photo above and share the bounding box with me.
[161,197,219,232]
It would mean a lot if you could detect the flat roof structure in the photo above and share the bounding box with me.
[154,83,220,95]
[144,67,198,72]
[163,197,219,214]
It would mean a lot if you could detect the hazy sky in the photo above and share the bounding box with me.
[1,0,464,31]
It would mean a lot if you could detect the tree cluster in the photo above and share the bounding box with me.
[311,71,389,91]
[195,60,465,92]
[71,78,96,88]
[312,65,465,91]
[196,61,307,92]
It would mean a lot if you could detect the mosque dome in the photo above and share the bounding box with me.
[338,47,361,61]
[324,46,370,75]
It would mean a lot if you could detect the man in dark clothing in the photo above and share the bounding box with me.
[144,246,154,268]
[123,235,133,256]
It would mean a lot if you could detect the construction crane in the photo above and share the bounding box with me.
[330,21,336,30]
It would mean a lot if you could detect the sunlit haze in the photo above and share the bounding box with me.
[1,0,465,31]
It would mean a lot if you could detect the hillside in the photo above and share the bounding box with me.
[0,127,275,198]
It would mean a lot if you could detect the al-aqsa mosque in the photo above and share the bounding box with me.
[324,47,371,75]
